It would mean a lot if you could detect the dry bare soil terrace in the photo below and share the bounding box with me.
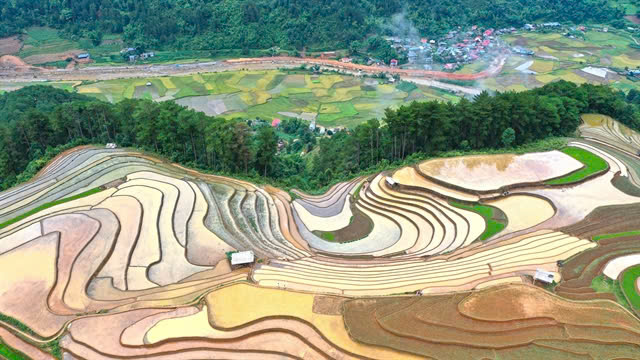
[1,114,640,359]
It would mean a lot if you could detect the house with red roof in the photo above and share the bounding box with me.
[271,118,281,127]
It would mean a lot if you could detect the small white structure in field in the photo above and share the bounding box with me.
[231,251,255,266]
[105,143,117,149]
[386,176,397,187]
[534,269,555,284]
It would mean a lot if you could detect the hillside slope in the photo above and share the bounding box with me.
[0,0,624,50]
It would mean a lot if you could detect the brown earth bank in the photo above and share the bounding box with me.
[626,15,640,24]
[314,204,373,243]
[343,284,640,360]
[612,173,640,197]
[555,234,640,301]
[559,203,640,239]
[23,50,85,65]
[556,203,640,301]
[0,55,32,70]
[0,36,22,56]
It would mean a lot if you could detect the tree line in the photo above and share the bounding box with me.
[0,80,638,191]
[0,0,623,51]
[310,81,639,184]
[0,88,283,189]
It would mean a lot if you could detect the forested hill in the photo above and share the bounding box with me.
[0,0,627,51]
[1,81,638,191]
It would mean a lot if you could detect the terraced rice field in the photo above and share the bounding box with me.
[417,150,583,192]
[1,113,640,358]
[343,284,640,359]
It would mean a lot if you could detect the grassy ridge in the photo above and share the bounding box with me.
[449,201,506,241]
[0,187,103,230]
[545,147,608,185]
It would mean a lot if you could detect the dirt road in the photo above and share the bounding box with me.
[227,55,506,80]
[0,55,505,84]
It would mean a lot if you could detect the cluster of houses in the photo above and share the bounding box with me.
[377,21,622,71]
[308,120,343,136]
[385,25,512,71]
[523,22,563,31]
[627,68,640,78]
[512,46,534,56]
[120,47,155,62]
[522,22,610,39]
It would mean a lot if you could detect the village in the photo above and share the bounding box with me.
[348,21,634,74]
[383,25,510,71]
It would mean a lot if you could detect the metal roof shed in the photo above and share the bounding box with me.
[386,176,397,187]
[231,251,255,266]
[534,269,555,284]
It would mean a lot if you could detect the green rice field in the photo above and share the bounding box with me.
[0,187,103,230]
[0,342,27,360]
[491,29,640,93]
[449,201,506,241]
[620,265,640,314]
[620,265,640,312]
[18,27,80,59]
[590,274,633,311]
[592,230,640,241]
[545,147,608,185]
[66,70,460,127]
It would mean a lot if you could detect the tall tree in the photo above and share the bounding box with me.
[231,121,252,174]
[255,126,278,177]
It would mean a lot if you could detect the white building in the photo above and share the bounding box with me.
[534,269,555,284]
[231,251,255,266]
[386,176,397,187]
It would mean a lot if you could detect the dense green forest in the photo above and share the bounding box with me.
[0,81,637,191]
[0,0,627,51]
